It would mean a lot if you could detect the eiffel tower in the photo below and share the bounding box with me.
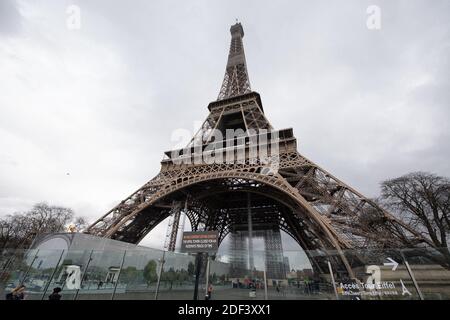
[85,22,432,278]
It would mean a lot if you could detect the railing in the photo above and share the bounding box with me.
[1,247,449,300]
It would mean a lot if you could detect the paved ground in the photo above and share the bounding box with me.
[3,284,336,300]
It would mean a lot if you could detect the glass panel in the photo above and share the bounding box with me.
[402,247,450,300]
[0,249,30,300]
[277,250,335,300]
[1,247,450,300]
[208,250,266,300]
[157,251,196,300]
[21,249,65,300]
[207,253,233,300]
[0,249,16,272]
[42,250,93,300]
[339,248,419,300]
[113,248,164,300]
[75,250,126,300]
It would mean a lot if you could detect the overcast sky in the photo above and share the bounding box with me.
[1,0,449,256]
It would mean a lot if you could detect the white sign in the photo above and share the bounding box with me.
[366,265,381,285]
[383,258,399,271]
[65,265,81,290]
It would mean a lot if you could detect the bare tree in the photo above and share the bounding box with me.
[0,203,87,249]
[380,172,450,264]
[0,214,31,250]
[28,203,74,235]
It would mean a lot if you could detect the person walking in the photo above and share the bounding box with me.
[207,284,213,300]
[6,285,26,300]
[48,287,62,300]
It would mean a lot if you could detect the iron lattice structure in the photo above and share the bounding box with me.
[217,23,251,100]
[86,23,434,277]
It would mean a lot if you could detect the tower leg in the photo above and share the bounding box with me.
[264,227,285,279]
[247,193,254,275]
[230,230,248,277]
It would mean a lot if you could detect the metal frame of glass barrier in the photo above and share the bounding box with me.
[40,250,65,300]
[110,249,164,300]
[110,250,127,300]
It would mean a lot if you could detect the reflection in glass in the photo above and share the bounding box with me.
[1,247,450,300]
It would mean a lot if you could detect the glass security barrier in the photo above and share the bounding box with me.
[74,250,127,300]
[336,248,419,300]
[278,250,336,300]
[156,250,197,300]
[208,250,267,300]
[113,248,164,300]
[1,249,40,299]
[40,250,95,300]
[401,248,450,300]
[19,249,66,300]
[2,247,450,300]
